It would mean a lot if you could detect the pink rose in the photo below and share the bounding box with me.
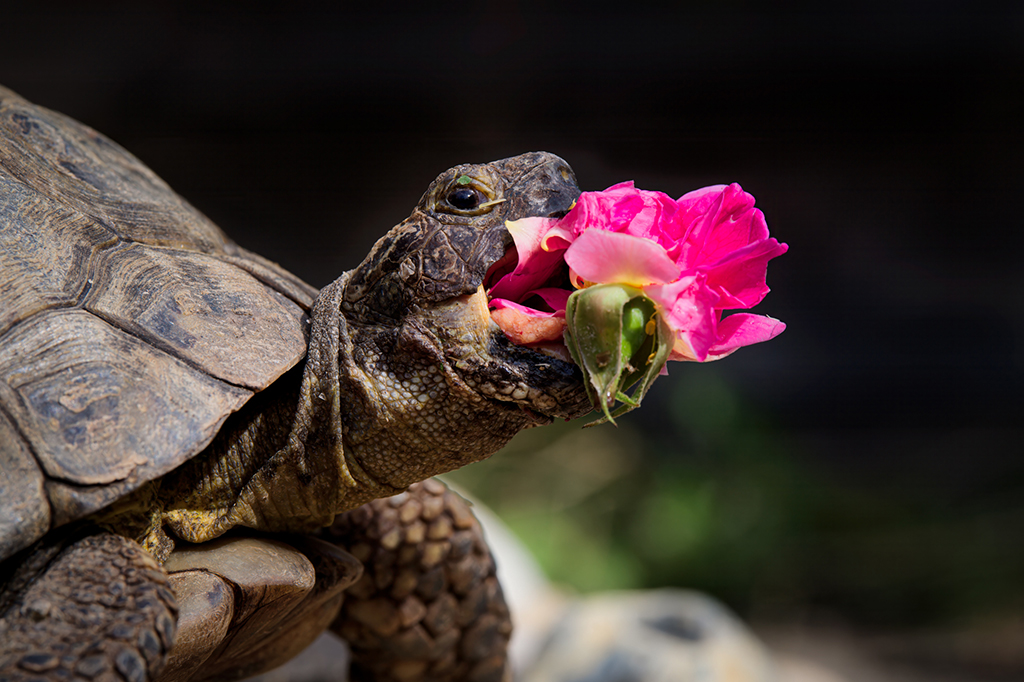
[488,181,788,363]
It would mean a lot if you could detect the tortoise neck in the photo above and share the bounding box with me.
[155,276,389,546]
[154,274,532,551]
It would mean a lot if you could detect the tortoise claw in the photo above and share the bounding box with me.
[160,536,361,682]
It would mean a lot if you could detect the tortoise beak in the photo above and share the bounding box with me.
[493,152,581,222]
[479,152,580,285]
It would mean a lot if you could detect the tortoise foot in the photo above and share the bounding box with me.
[0,532,177,682]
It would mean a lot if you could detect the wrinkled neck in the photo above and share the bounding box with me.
[156,276,535,550]
[156,277,366,545]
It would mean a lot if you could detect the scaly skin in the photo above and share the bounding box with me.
[325,480,511,682]
[0,533,178,682]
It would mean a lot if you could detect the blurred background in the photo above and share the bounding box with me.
[3,2,1022,679]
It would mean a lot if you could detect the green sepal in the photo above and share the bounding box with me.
[564,284,671,427]
[564,284,637,424]
[597,313,673,425]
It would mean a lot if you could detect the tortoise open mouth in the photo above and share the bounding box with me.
[483,243,575,364]
[423,283,585,421]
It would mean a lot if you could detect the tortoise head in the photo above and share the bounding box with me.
[343,151,579,322]
[335,153,592,491]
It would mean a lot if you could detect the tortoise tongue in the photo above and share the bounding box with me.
[485,241,574,362]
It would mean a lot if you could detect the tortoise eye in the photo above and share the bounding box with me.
[433,172,501,217]
[447,187,483,211]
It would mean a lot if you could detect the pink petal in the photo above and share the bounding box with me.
[705,313,786,359]
[562,182,682,251]
[541,225,574,252]
[677,184,770,270]
[489,297,560,317]
[527,287,571,314]
[564,230,679,287]
[490,288,570,317]
[490,304,568,345]
[628,192,682,249]
[678,184,728,206]
[488,217,567,302]
[560,181,640,237]
[704,237,789,309]
[644,275,721,362]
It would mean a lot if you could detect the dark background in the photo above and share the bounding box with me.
[3,1,1023,677]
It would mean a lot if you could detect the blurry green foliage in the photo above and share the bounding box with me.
[445,366,1024,627]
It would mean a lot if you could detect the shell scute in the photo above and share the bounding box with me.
[0,85,312,557]
[0,309,251,491]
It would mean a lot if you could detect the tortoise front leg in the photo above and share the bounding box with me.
[324,480,512,682]
[0,532,178,682]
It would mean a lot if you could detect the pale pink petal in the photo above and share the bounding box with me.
[564,230,678,287]
[644,275,721,362]
[568,266,584,290]
[667,337,700,362]
[488,217,567,302]
[540,225,574,252]
[705,313,786,359]
[491,305,568,345]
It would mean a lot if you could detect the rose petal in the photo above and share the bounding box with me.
[489,179,787,371]
[562,182,682,250]
[489,297,559,316]
[526,287,572,313]
[560,181,642,237]
[677,184,771,270]
[703,237,789,309]
[565,230,678,288]
[490,304,568,345]
[644,275,721,362]
[541,225,574,252]
[488,217,567,302]
[704,313,786,359]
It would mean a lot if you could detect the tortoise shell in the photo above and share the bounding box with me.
[0,85,319,561]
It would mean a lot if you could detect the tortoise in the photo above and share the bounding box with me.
[0,84,591,682]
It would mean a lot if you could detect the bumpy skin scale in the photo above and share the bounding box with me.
[325,481,511,682]
[0,533,177,682]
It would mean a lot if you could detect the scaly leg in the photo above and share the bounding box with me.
[0,532,178,682]
[324,480,512,682]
